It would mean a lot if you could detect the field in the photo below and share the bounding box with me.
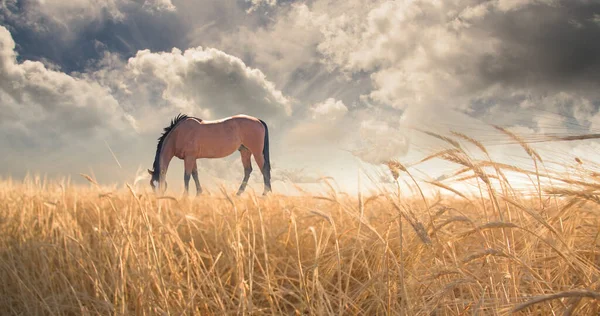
[1,142,600,315]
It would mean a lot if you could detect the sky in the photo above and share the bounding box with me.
[1,0,600,195]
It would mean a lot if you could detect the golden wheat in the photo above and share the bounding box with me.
[1,144,600,315]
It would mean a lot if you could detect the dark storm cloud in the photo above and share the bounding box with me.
[476,1,600,92]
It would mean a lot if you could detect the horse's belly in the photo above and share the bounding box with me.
[199,141,240,158]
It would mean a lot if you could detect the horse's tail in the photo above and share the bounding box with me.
[259,119,270,171]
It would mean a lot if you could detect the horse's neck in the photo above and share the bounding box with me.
[159,142,175,178]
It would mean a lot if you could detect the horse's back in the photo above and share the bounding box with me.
[228,115,265,136]
[201,114,261,125]
[201,115,265,138]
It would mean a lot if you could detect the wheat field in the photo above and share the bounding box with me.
[1,140,600,315]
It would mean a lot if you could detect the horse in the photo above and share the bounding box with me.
[147,114,272,196]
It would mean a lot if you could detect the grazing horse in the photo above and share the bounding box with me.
[147,114,272,196]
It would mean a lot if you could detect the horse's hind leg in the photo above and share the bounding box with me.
[236,147,252,196]
[191,160,202,195]
[252,152,271,195]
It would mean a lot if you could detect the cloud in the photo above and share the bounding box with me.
[310,98,347,120]
[1,0,175,36]
[0,26,131,151]
[291,0,600,170]
[285,98,412,166]
[244,0,277,13]
[215,2,375,117]
[284,97,350,147]
[89,45,292,133]
[142,0,176,13]
[217,3,327,88]
[349,118,410,165]
[313,0,600,111]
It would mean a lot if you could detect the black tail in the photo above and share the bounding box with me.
[259,119,270,170]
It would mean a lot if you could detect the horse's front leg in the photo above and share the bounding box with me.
[183,156,196,196]
[184,172,191,196]
[191,160,202,196]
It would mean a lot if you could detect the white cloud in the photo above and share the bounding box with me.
[245,0,277,13]
[459,3,491,21]
[0,26,131,148]
[314,0,503,110]
[85,44,293,135]
[218,3,327,87]
[125,46,290,125]
[142,0,176,13]
[310,98,347,120]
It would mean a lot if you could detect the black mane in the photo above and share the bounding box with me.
[151,113,192,177]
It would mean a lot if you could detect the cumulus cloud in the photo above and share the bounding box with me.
[310,98,347,120]
[89,46,292,133]
[314,0,600,111]
[0,26,131,151]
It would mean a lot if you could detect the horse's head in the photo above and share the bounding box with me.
[148,169,167,195]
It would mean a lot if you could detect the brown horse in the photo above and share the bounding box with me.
[147,114,271,196]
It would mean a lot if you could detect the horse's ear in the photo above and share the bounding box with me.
[148,169,154,175]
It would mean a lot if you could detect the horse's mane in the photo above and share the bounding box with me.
[152,113,202,175]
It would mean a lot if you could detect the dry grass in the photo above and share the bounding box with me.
[1,145,600,315]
